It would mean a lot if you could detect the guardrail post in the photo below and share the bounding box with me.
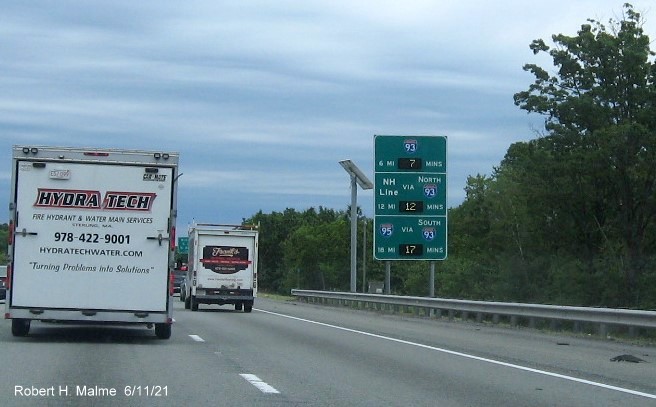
[628,326,637,338]
[599,323,608,338]
[510,315,518,326]
[448,310,455,321]
[462,311,469,322]
[476,312,483,323]
[492,314,500,324]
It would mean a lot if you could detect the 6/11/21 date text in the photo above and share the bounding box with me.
[54,233,131,244]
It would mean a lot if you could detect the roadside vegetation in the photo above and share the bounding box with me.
[245,4,656,310]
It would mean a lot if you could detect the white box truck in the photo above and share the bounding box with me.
[5,146,179,339]
[182,223,258,312]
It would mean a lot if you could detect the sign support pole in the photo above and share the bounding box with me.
[349,175,358,293]
[385,261,391,294]
[362,218,367,293]
[429,261,435,297]
[339,159,373,294]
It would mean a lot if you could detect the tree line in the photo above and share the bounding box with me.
[242,4,656,309]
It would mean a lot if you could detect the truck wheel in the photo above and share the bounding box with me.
[184,294,191,309]
[244,304,253,313]
[155,323,171,339]
[179,289,185,302]
[191,296,199,311]
[11,319,30,337]
[235,303,243,311]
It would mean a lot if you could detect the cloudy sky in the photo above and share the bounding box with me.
[1,1,654,227]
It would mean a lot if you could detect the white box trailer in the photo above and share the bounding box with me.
[182,223,258,312]
[6,146,179,339]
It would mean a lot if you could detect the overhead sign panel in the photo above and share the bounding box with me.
[374,135,447,261]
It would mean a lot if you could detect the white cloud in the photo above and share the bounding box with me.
[0,0,654,225]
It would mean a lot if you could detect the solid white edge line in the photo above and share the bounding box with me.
[240,374,281,394]
[255,308,656,400]
[189,334,205,342]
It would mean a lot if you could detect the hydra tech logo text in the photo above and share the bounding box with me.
[34,188,156,211]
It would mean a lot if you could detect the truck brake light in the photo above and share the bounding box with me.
[170,226,176,251]
[169,272,174,296]
[6,264,11,290]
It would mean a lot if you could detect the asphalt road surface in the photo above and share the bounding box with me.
[0,297,654,406]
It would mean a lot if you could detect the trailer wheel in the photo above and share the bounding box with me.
[11,319,30,337]
[235,303,243,311]
[179,289,186,302]
[155,323,171,339]
[244,304,253,313]
[184,294,191,309]
[191,296,199,311]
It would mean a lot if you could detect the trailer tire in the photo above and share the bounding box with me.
[179,289,186,302]
[244,304,253,313]
[155,323,171,339]
[191,296,199,311]
[235,303,243,311]
[184,294,191,309]
[11,319,30,337]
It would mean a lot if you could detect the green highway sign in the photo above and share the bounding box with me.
[374,135,447,261]
[374,216,446,260]
[375,172,446,216]
[177,236,189,254]
[375,135,446,174]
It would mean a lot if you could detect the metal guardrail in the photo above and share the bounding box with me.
[291,290,656,335]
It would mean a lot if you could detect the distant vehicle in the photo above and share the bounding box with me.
[179,277,187,302]
[6,146,179,339]
[184,223,259,312]
[0,265,7,301]
[172,267,186,294]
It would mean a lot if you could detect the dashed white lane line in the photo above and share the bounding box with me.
[256,309,656,400]
[240,374,281,394]
[189,334,205,342]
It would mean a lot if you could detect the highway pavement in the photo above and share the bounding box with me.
[0,296,654,406]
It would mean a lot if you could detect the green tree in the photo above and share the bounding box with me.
[243,206,346,294]
[513,3,656,306]
[281,219,350,292]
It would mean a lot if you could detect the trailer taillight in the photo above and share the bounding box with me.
[169,272,174,296]
[83,151,109,157]
[170,226,176,251]
[6,264,11,290]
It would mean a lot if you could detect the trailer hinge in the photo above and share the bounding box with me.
[19,228,38,237]
[134,312,149,318]
[147,233,169,246]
